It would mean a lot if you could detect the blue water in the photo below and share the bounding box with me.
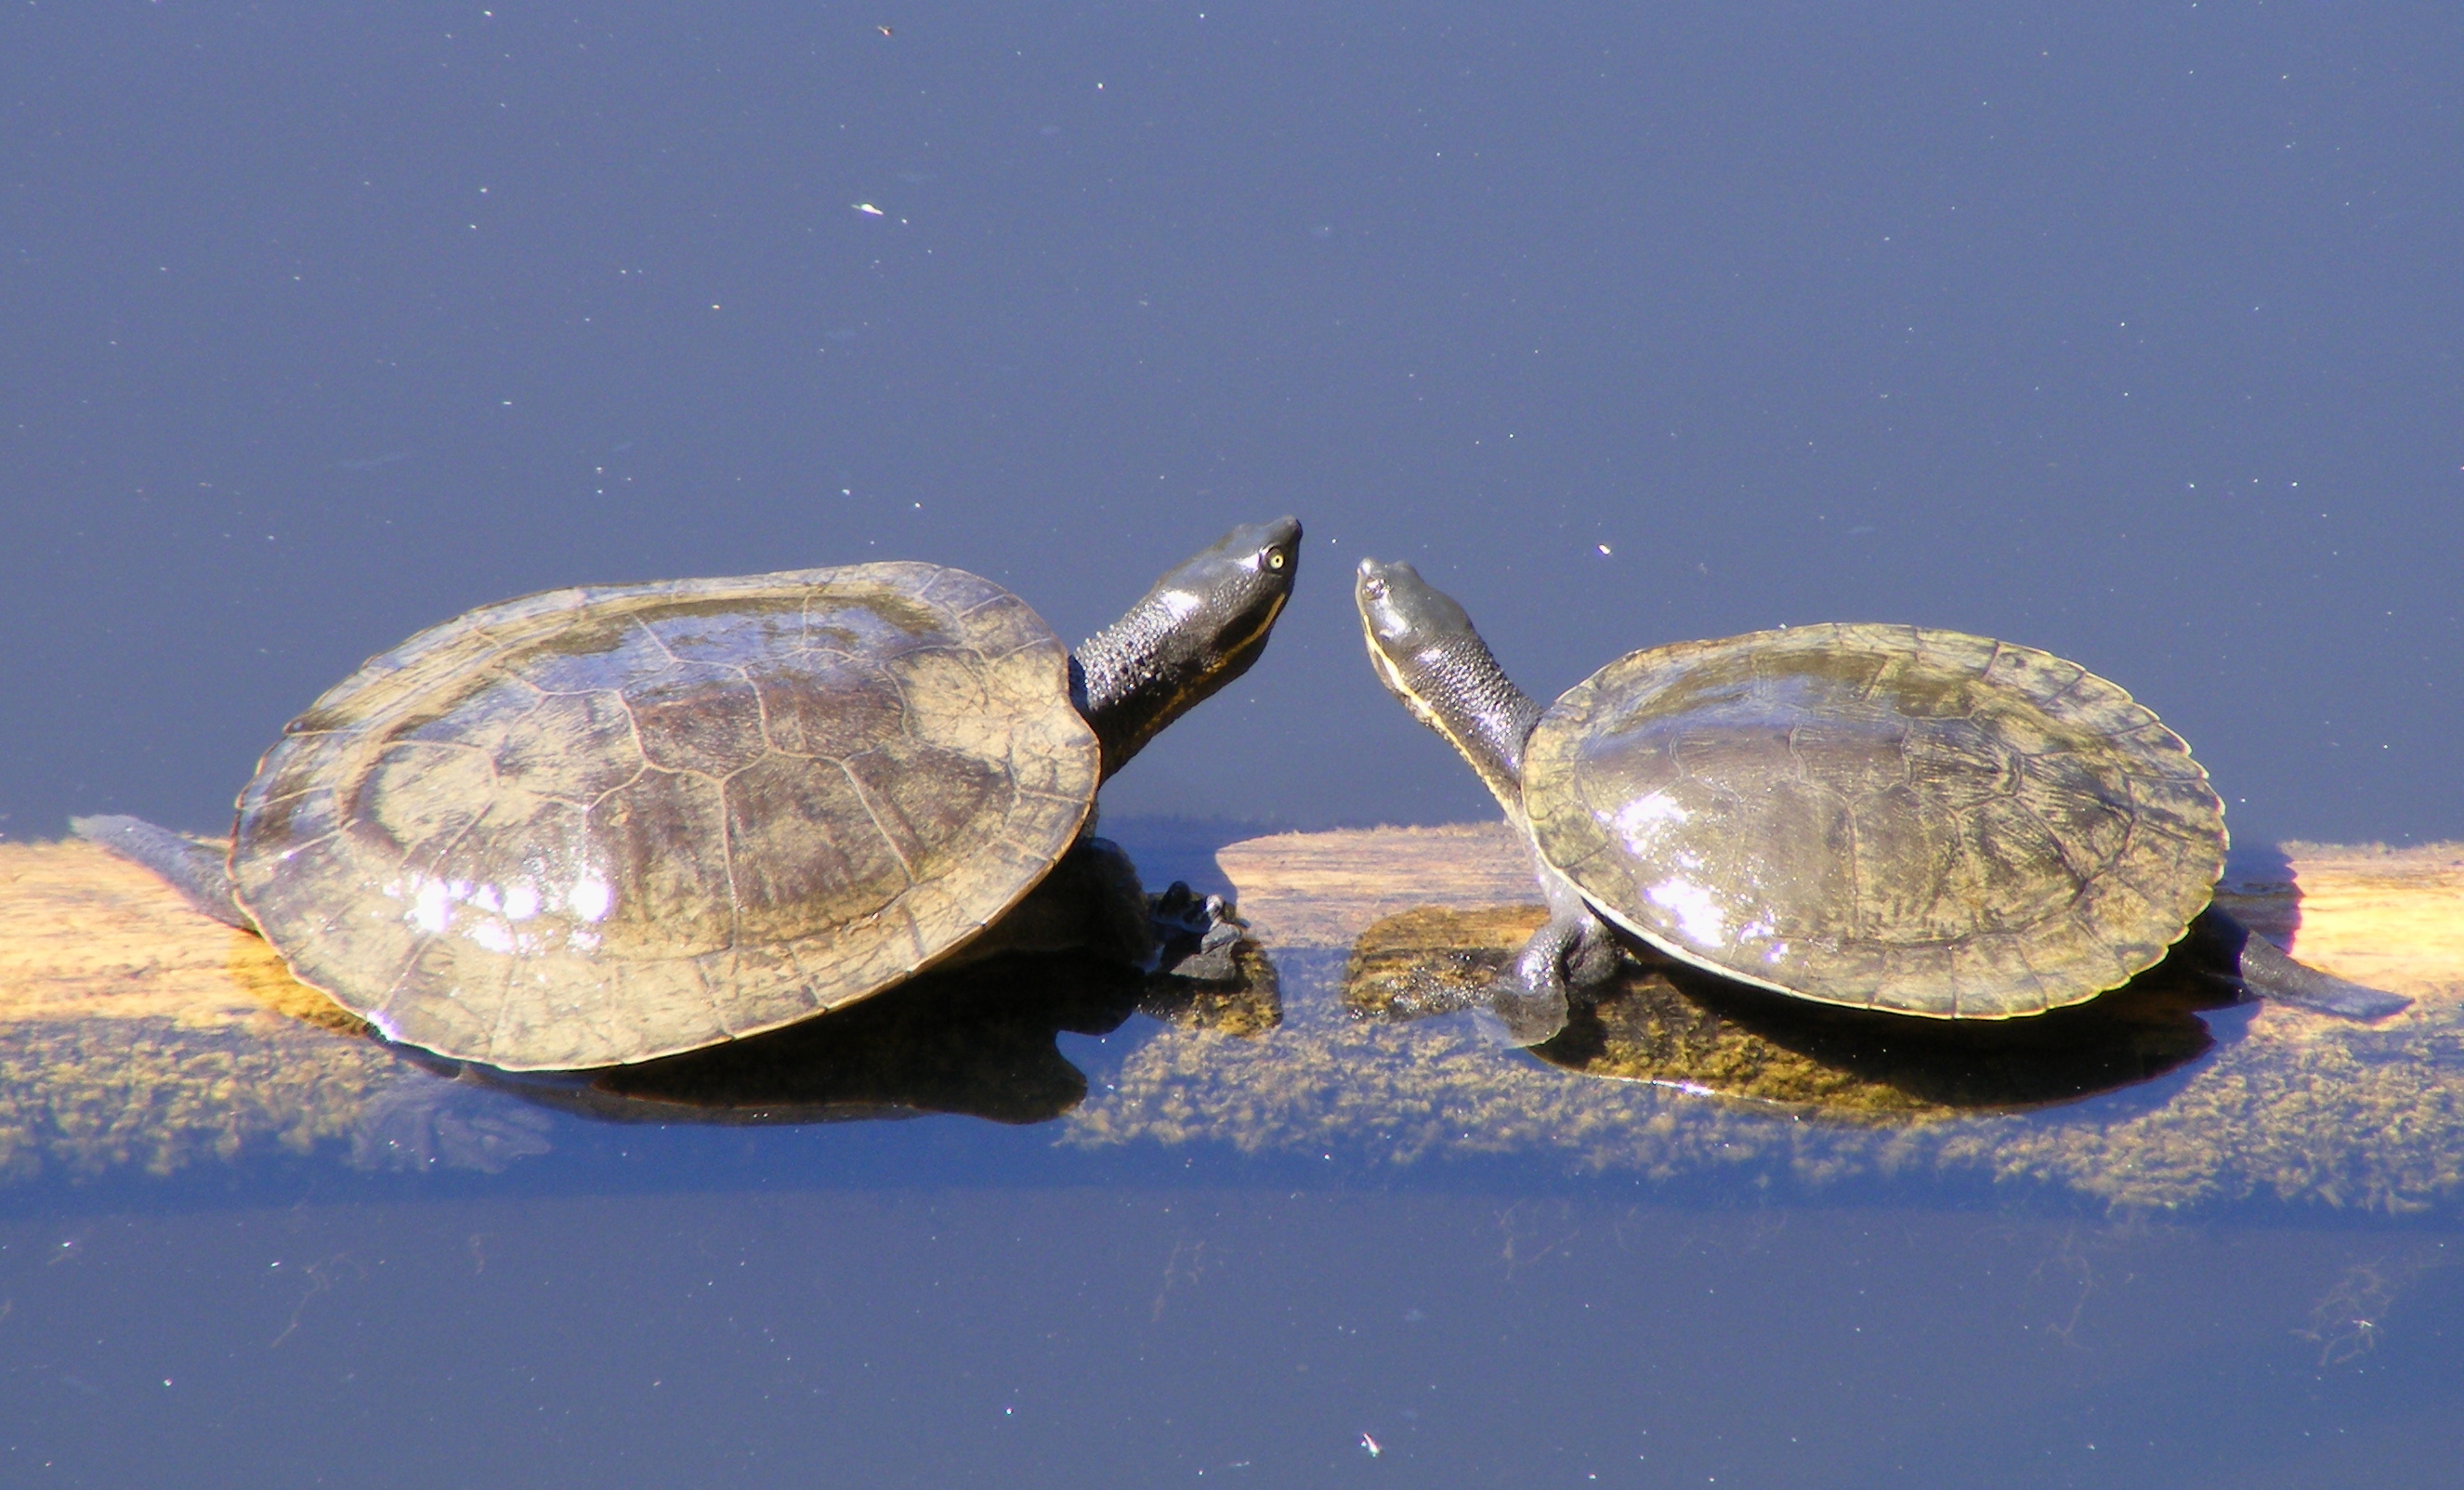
[4,6,2460,1485]
[7,974,2462,1488]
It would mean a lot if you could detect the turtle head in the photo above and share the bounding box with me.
[1355,557,1541,814]
[1074,516,1301,779]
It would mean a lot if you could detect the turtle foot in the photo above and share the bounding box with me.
[1478,981,1572,1048]
[1141,882,1281,1035]
[1148,881,1249,984]
[349,1069,555,1173]
[1478,909,1601,1047]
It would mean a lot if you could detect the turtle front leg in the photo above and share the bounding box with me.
[1147,881,1249,983]
[1493,899,1622,1047]
[1485,858,1623,1045]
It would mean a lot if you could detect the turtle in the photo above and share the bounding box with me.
[1351,556,2408,1044]
[77,517,1300,1070]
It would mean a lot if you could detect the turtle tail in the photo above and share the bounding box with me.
[2195,908,2411,1021]
[71,814,254,933]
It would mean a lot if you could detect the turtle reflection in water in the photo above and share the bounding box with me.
[81,519,1300,1071]
[1346,904,2226,1119]
[1353,557,2408,1045]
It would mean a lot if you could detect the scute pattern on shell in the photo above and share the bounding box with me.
[230,563,1099,1069]
[1522,624,2226,1017]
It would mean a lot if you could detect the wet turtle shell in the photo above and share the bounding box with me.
[1521,624,2226,1018]
[231,563,1100,1069]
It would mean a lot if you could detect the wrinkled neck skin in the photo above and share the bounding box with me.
[1370,628,1544,818]
[1071,590,1276,782]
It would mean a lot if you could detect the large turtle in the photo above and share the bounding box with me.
[79,518,1299,1069]
[1352,557,2406,1043]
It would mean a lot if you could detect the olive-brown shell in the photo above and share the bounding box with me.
[230,563,1100,1069]
[1522,624,2226,1018]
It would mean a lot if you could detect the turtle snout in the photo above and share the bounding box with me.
[1354,555,1417,601]
[1353,558,1475,655]
[1353,556,1427,611]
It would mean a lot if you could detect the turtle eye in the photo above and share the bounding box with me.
[1265,548,1288,572]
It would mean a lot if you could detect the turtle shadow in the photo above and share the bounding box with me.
[1345,904,2243,1119]
[439,936,1280,1129]
[1539,937,2235,1118]
[455,952,1155,1127]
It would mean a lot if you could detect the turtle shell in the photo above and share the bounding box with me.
[231,563,1100,1070]
[1521,624,2226,1018]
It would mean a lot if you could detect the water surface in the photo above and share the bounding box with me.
[4,6,2460,1485]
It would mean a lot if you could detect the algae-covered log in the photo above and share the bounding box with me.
[1065,827,2464,1213]
[4,830,2462,1211]
[0,840,395,1181]
[0,839,1256,1177]
[1243,827,2461,1115]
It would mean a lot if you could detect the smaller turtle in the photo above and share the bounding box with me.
[1353,556,2407,1043]
[80,518,1299,1070]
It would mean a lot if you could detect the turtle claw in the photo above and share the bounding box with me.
[1172,921,1247,985]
